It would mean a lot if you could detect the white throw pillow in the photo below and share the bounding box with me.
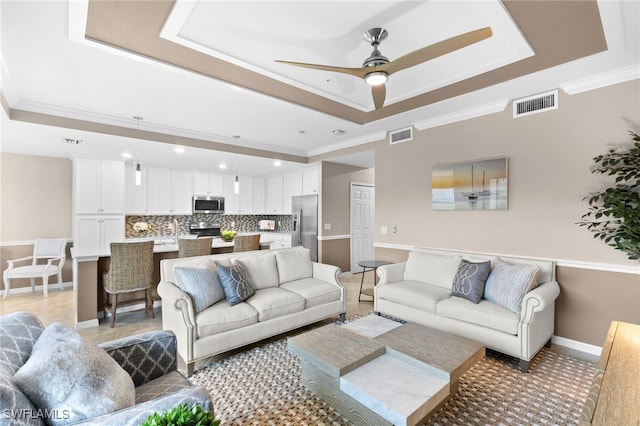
[235,253,279,289]
[274,247,313,283]
[13,323,135,426]
[403,251,462,289]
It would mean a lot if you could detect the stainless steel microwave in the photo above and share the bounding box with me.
[192,195,225,214]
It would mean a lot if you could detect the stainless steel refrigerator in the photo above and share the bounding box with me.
[291,194,318,261]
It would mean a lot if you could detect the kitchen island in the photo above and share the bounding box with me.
[71,233,287,328]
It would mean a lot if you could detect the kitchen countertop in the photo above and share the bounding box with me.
[72,232,289,259]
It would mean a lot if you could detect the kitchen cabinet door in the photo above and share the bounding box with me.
[253,177,266,214]
[171,169,194,214]
[194,171,224,196]
[237,175,253,214]
[146,167,173,214]
[266,175,283,214]
[74,215,124,253]
[283,172,303,214]
[74,158,125,214]
[223,175,239,213]
[302,165,319,194]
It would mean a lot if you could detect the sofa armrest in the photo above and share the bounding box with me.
[98,330,178,387]
[520,280,561,322]
[157,280,198,365]
[312,262,342,287]
[77,386,213,426]
[157,280,197,328]
[377,262,406,286]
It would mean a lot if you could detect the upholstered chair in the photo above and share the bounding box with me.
[102,240,155,328]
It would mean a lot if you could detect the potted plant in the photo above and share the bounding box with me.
[142,403,221,426]
[578,131,640,261]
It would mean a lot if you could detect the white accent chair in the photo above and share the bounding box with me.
[3,238,67,299]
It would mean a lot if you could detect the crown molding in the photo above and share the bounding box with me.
[560,65,640,95]
[413,98,509,131]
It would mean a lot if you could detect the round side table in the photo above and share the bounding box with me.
[357,260,392,302]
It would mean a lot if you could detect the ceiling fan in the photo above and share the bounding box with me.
[276,26,492,110]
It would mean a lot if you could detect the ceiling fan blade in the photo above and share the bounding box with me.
[385,27,493,75]
[372,84,386,110]
[275,60,366,79]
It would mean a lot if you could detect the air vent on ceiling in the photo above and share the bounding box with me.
[64,138,84,145]
[513,90,558,118]
[389,126,413,144]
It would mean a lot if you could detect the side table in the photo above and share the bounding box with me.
[357,260,391,302]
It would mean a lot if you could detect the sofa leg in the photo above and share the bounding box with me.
[373,311,381,316]
[338,313,346,323]
[186,362,195,377]
[545,338,552,348]
[519,359,530,373]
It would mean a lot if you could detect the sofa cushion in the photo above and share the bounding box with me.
[196,301,258,337]
[12,322,135,426]
[134,370,194,404]
[403,251,462,289]
[217,263,256,305]
[274,247,313,284]
[484,258,541,313]
[376,281,452,314]
[280,278,342,308]
[437,296,519,335]
[174,267,226,313]
[244,288,305,322]
[235,253,279,290]
[451,259,492,304]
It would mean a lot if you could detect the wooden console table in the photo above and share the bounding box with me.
[580,320,639,425]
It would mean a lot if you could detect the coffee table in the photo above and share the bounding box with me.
[288,315,485,426]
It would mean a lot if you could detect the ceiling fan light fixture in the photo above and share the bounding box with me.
[365,71,388,86]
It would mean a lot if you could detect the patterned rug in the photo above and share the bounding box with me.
[190,316,596,425]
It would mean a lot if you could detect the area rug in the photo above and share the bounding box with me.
[190,317,596,425]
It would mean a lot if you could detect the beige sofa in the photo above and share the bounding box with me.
[158,247,345,375]
[374,248,560,372]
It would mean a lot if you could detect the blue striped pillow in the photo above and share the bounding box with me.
[484,258,540,313]
[174,267,226,313]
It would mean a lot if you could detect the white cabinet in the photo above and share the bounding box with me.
[223,175,253,214]
[266,175,284,214]
[74,215,124,253]
[147,167,194,215]
[125,163,148,214]
[302,165,319,194]
[74,158,125,214]
[194,171,224,196]
[282,172,303,214]
[252,177,266,214]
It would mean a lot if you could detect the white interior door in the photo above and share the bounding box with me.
[350,184,375,273]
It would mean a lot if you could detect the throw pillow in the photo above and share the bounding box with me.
[484,258,541,313]
[13,322,135,426]
[450,259,492,304]
[403,251,462,289]
[274,248,313,283]
[217,263,256,305]
[235,253,279,289]
[174,267,226,313]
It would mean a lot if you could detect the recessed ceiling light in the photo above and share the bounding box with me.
[174,147,185,154]
[273,160,282,167]
[121,153,132,159]
[219,163,227,169]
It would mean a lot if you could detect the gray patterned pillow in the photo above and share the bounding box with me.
[217,263,255,305]
[12,322,135,426]
[451,259,491,304]
[484,258,541,313]
[175,267,226,313]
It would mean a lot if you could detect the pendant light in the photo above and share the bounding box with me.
[233,135,240,194]
[133,116,143,186]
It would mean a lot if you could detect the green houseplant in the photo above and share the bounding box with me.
[142,403,221,426]
[578,131,640,260]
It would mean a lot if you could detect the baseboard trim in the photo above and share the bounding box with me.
[552,335,602,357]
[3,281,73,296]
[76,319,99,329]
[103,299,162,317]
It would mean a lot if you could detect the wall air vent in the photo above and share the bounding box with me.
[389,126,413,144]
[64,138,84,145]
[513,90,558,118]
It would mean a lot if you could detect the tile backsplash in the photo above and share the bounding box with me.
[125,214,292,238]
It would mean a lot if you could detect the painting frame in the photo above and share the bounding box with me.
[432,157,508,211]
